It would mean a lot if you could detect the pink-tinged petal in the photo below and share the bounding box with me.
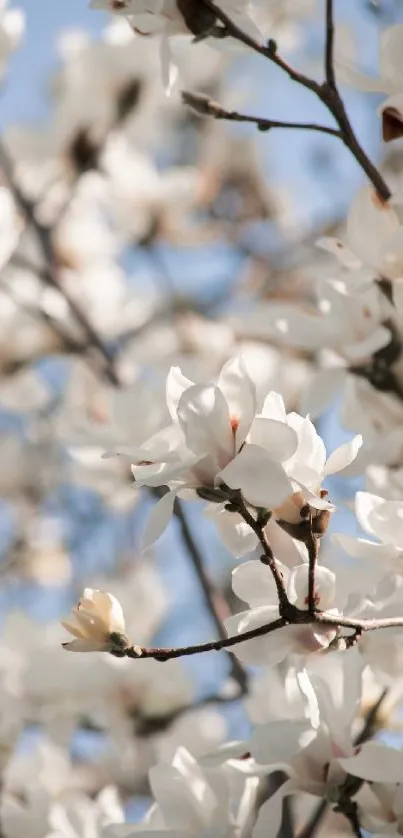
[289,564,335,611]
[355,491,385,537]
[218,444,293,509]
[339,742,403,783]
[249,418,298,462]
[62,639,106,652]
[218,354,256,448]
[379,24,403,91]
[142,489,177,550]
[347,186,398,270]
[299,368,345,420]
[252,779,296,838]
[323,434,362,476]
[378,225,403,278]
[232,560,282,608]
[166,366,193,421]
[177,384,233,463]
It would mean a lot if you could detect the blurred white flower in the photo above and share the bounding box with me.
[339,23,403,142]
[347,186,403,284]
[62,589,128,652]
[0,0,24,81]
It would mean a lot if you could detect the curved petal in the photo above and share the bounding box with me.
[142,489,177,550]
[251,720,313,767]
[205,506,258,558]
[166,366,193,421]
[299,368,345,419]
[289,564,336,611]
[218,354,257,448]
[249,418,298,462]
[62,639,106,652]
[224,607,290,667]
[355,491,386,537]
[339,742,403,783]
[177,384,233,463]
[218,445,293,509]
[323,434,363,476]
[332,532,398,562]
[252,779,296,838]
[232,560,282,608]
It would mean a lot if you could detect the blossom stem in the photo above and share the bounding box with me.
[181,91,341,137]
[199,0,391,201]
[306,522,319,615]
[236,502,290,610]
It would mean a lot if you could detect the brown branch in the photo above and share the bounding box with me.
[236,501,289,610]
[306,523,319,615]
[0,143,120,385]
[199,0,391,201]
[325,0,336,87]
[182,91,341,138]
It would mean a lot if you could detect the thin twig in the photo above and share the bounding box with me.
[199,0,391,201]
[343,805,363,838]
[182,91,341,137]
[237,502,289,610]
[306,524,319,615]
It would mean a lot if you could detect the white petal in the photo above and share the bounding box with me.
[289,564,336,611]
[339,742,403,783]
[249,418,298,462]
[218,444,293,509]
[355,491,385,537]
[159,34,178,96]
[286,414,327,474]
[347,186,398,270]
[260,391,287,423]
[62,639,106,652]
[251,720,313,767]
[217,354,256,448]
[323,434,362,476]
[177,384,233,462]
[142,490,176,550]
[166,366,193,421]
[393,277,403,320]
[232,560,281,608]
[252,780,295,838]
[206,506,258,558]
[224,607,291,667]
[332,532,398,562]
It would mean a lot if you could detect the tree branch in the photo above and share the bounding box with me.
[325,0,336,87]
[199,0,391,201]
[181,91,341,137]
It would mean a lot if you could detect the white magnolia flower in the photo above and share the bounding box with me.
[121,357,361,549]
[355,782,403,835]
[105,747,258,838]
[252,649,403,837]
[123,355,299,548]
[225,560,339,667]
[90,0,263,92]
[339,23,403,142]
[334,491,403,576]
[61,588,128,652]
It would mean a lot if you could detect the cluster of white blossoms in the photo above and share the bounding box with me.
[4,0,403,837]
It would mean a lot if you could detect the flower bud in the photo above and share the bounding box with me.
[61,588,128,653]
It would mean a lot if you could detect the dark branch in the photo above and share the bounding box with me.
[182,91,341,137]
[325,0,336,87]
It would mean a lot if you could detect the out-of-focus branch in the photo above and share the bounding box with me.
[0,141,120,385]
[197,0,391,201]
[182,91,342,138]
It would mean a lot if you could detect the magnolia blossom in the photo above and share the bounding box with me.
[118,356,361,550]
[252,649,403,837]
[106,747,258,837]
[0,0,24,82]
[61,589,128,652]
[225,560,339,667]
[334,491,403,575]
[340,23,403,141]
